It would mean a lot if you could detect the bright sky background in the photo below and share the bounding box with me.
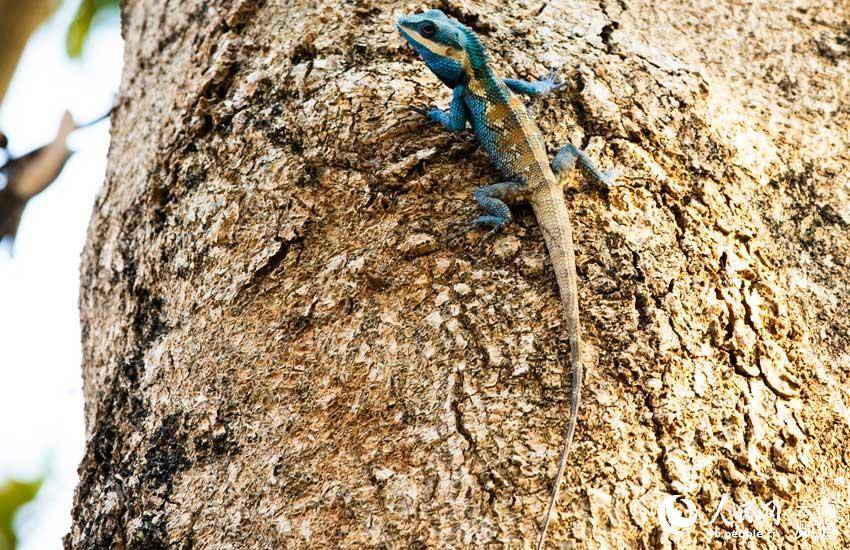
[0,3,122,548]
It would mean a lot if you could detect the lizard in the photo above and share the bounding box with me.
[397,9,615,548]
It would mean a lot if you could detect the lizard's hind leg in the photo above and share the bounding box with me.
[419,85,468,133]
[472,182,528,239]
[552,143,616,187]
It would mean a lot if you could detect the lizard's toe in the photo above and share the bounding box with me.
[540,68,565,95]
[477,227,503,248]
[408,104,441,126]
[445,221,476,246]
[408,104,431,116]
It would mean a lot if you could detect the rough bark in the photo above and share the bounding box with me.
[68,0,850,548]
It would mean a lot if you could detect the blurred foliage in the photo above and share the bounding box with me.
[0,478,43,550]
[66,0,119,58]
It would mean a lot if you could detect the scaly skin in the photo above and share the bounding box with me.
[397,10,614,548]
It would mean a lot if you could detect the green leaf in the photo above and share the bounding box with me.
[65,0,119,58]
[0,477,43,550]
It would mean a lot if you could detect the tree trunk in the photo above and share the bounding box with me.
[67,0,850,548]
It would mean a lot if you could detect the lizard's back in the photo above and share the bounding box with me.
[463,78,556,190]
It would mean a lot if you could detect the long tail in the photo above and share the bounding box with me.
[531,185,582,550]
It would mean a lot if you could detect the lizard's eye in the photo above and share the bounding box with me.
[420,21,437,37]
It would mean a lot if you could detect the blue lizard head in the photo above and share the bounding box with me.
[397,9,487,88]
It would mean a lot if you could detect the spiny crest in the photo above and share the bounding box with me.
[455,23,489,70]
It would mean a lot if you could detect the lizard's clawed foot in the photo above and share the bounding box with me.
[446,222,505,249]
[473,215,509,247]
[409,104,430,116]
[598,169,619,188]
[538,68,567,96]
[408,104,439,125]
[445,220,476,246]
[477,227,501,248]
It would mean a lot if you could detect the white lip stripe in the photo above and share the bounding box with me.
[401,26,462,61]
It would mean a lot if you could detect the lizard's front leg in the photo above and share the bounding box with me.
[504,69,565,98]
[417,84,468,132]
[472,181,529,238]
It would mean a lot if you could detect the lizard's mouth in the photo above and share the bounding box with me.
[396,18,413,41]
[395,18,435,54]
